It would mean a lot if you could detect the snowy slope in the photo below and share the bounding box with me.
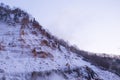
[0,4,120,80]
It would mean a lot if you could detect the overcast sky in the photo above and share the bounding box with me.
[0,0,120,55]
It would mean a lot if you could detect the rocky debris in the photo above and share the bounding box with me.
[32,48,54,59]
[30,66,102,80]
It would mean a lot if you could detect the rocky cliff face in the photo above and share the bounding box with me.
[0,3,119,80]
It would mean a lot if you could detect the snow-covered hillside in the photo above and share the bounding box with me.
[0,3,120,80]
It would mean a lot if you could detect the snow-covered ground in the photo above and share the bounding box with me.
[0,19,120,80]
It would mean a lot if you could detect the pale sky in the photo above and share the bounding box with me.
[0,0,120,55]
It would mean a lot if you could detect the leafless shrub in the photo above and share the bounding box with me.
[31,31,38,36]
[0,41,5,50]
[32,48,37,57]
[40,40,49,46]
[20,15,30,28]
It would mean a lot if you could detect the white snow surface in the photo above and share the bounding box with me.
[0,22,120,80]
